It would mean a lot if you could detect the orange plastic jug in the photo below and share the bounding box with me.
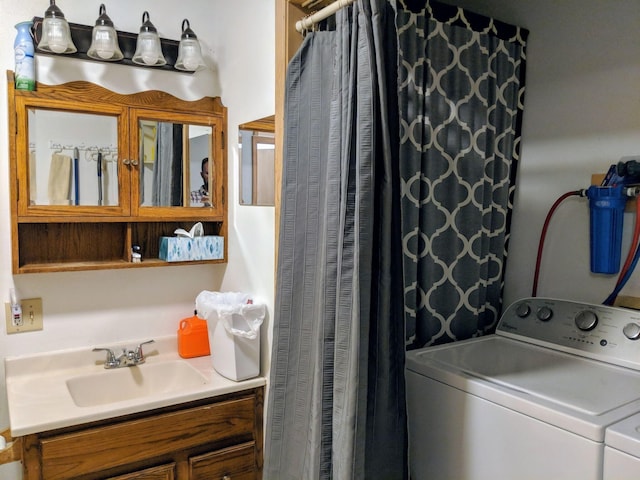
[178,314,210,358]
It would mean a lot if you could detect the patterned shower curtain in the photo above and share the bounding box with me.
[397,0,529,349]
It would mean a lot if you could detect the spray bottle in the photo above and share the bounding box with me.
[14,21,35,91]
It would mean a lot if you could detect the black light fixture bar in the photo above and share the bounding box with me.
[32,16,191,73]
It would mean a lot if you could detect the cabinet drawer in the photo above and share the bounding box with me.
[189,442,257,480]
[106,463,176,480]
[39,396,256,480]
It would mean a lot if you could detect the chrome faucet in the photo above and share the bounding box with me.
[93,340,155,369]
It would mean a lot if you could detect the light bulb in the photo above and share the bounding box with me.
[95,40,114,59]
[132,12,166,67]
[37,1,76,54]
[182,49,199,71]
[177,39,203,71]
[138,35,160,65]
[47,21,67,53]
[48,40,66,54]
[142,54,156,65]
[97,47,114,60]
[87,4,123,61]
[94,29,115,59]
[183,59,199,71]
[175,19,204,71]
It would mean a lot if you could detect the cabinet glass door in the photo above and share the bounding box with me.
[27,109,119,207]
[17,98,130,217]
[132,109,224,218]
[138,121,213,208]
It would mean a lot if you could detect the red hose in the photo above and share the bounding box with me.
[532,190,584,297]
[616,194,640,286]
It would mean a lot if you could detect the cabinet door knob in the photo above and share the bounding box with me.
[130,159,139,166]
[122,158,130,165]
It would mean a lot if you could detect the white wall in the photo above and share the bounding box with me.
[437,0,640,308]
[0,2,274,477]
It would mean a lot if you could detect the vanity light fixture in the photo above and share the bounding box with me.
[132,11,166,67]
[174,19,205,72]
[87,4,123,61]
[32,7,196,73]
[36,0,76,54]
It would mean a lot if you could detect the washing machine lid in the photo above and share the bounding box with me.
[407,336,640,418]
[606,412,640,458]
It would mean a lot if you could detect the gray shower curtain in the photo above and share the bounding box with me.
[152,122,183,206]
[264,1,406,479]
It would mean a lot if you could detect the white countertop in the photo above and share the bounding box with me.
[5,336,266,436]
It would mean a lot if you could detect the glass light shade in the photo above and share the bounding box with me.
[87,4,123,62]
[132,12,166,66]
[174,19,205,72]
[37,0,76,54]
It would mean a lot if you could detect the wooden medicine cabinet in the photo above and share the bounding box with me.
[7,71,228,273]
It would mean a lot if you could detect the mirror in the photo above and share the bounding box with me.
[239,115,275,206]
[28,109,119,206]
[26,109,214,208]
[138,121,213,207]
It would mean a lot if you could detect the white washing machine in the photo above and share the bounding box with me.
[406,297,640,480]
[604,411,640,479]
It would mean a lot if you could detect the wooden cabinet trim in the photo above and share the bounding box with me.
[5,71,225,116]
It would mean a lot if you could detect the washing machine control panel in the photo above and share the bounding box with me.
[498,297,640,370]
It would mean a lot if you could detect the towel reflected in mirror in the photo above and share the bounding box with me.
[48,153,72,205]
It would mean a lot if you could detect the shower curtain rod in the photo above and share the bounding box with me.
[295,0,356,32]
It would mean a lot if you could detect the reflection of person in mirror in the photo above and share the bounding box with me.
[191,157,211,207]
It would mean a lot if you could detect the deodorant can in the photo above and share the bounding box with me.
[14,21,35,91]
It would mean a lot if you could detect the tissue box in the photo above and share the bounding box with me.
[159,236,224,262]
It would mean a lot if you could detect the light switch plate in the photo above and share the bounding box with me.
[5,298,43,334]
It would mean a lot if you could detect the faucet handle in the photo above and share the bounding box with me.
[93,347,118,368]
[134,340,155,363]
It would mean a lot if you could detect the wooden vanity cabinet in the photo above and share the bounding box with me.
[7,71,228,273]
[21,387,263,480]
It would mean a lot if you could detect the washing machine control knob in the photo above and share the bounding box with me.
[536,306,553,322]
[515,303,531,318]
[575,310,598,331]
[623,322,640,340]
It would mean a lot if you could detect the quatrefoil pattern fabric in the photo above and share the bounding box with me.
[396,1,528,348]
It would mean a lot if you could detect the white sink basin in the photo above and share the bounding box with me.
[66,360,209,407]
[5,335,266,436]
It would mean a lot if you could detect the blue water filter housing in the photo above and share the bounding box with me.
[586,185,626,274]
